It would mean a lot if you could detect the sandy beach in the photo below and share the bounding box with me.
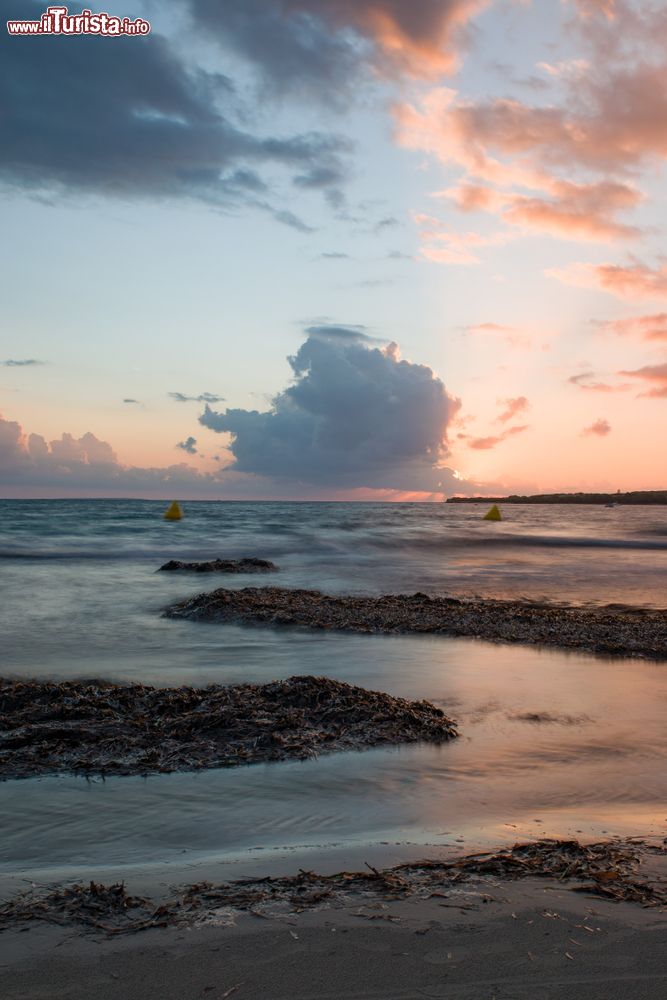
[2,838,666,998]
[2,864,666,1000]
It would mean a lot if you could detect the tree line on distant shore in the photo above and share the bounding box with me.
[446,491,667,505]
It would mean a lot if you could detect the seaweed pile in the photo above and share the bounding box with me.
[0,675,457,780]
[1,840,663,935]
[0,882,166,935]
[159,558,277,573]
[164,587,667,659]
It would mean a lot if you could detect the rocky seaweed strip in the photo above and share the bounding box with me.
[159,557,277,573]
[164,587,667,660]
[0,675,457,780]
[1,839,664,935]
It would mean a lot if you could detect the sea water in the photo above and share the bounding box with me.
[1,500,666,883]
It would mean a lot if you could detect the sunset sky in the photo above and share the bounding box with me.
[1,0,666,498]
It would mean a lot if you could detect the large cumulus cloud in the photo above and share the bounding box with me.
[199,327,462,490]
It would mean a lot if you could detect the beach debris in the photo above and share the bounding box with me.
[0,881,168,935]
[163,501,183,521]
[0,675,457,780]
[159,558,277,574]
[163,587,667,660]
[1,839,663,937]
[220,986,244,999]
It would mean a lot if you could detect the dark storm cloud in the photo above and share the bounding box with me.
[199,330,462,490]
[169,392,226,404]
[185,0,363,105]
[0,1,350,213]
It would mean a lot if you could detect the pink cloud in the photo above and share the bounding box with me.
[468,424,529,450]
[419,228,514,265]
[394,88,553,189]
[446,183,498,212]
[549,260,667,301]
[496,396,529,423]
[446,178,641,241]
[619,362,667,398]
[463,322,532,349]
[440,62,667,174]
[582,418,612,436]
[298,0,489,77]
[0,413,225,496]
[592,313,667,341]
[394,5,667,252]
[568,371,630,392]
[573,0,618,19]
[501,180,642,241]
[413,211,516,265]
[537,58,591,78]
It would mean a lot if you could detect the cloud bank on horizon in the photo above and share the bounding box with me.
[0,413,226,495]
[0,329,469,497]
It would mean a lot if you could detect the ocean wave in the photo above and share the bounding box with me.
[366,532,667,552]
[2,530,667,562]
[0,548,170,560]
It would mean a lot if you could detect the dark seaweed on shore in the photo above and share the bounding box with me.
[0,675,457,780]
[164,587,667,659]
[1,840,664,936]
[159,558,277,573]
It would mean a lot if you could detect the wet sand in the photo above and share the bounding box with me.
[2,862,666,1000]
[1,839,663,933]
[164,587,667,659]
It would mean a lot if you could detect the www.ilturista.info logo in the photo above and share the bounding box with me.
[6,6,150,35]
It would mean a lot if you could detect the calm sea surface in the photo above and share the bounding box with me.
[1,500,666,884]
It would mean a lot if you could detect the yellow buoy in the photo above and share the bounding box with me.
[483,504,502,521]
[163,501,183,521]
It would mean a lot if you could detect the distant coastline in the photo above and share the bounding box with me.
[447,490,667,505]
